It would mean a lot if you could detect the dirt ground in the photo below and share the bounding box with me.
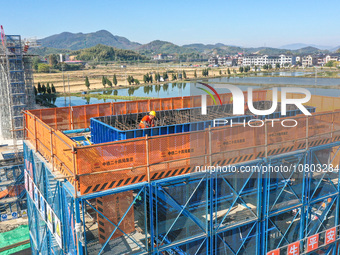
[0,217,28,232]
[33,64,238,93]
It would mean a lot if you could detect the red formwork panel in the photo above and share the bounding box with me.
[96,191,135,243]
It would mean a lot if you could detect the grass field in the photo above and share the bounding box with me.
[33,64,221,93]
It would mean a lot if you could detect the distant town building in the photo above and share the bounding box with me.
[153,54,174,60]
[208,56,218,65]
[64,60,86,65]
[69,55,77,61]
[218,56,227,66]
[279,55,296,66]
[208,56,238,66]
[296,56,302,64]
[226,58,238,66]
[153,54,165,60]
[207,53,332,67]
[317,55,326,66]
[242,54,296,67]
[325,54,340,63]
[302,55,318,67]
[237,56,243,66]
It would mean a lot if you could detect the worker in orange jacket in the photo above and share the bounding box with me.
[139,111,156,128]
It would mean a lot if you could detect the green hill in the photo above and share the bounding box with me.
[293,46,328,55]
[36,30,334,59]
[40,30,141,50]
[137,40,197,55]
[29,47,71,57]
[72,44,148,62]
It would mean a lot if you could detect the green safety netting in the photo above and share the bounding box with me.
[0,225,30,255]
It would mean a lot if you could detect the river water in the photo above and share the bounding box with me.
[53,72,340,107]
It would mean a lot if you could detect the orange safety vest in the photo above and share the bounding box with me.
[139,115,155,128]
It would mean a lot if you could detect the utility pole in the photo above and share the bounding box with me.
[62,64,65,94]
[62,64,66,106]
[314,65,318,95]
[68,74,71,106]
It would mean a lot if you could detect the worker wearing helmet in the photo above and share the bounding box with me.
[139,111,156,128]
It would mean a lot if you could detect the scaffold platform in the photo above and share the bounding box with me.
[23,91,340,254]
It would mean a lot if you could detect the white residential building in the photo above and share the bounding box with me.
[317,55,326,66]
[325,54,340,63]
[218,56,227,66]
[242,54,295,67]
[302,55,318,67]
[237,56,243,66]
[296,56,302,63]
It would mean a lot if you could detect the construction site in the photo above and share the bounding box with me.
[23,90,340,255]
[1,28,340,255]
[0,28,36,253]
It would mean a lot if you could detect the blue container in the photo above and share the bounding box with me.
[90,102,316,144]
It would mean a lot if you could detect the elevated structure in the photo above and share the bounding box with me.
[0,163,26,218]
[90,102,315,143]
[0,28,35,223]
[0,149,26,219]
[24,92,340,254]
[0,30,35,141]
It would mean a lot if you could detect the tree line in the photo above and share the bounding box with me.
[34,82,56,95]
[73,44,147,62]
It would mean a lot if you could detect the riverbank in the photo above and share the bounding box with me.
[36,93,156,108]
[33,64,340,93]
[206,81,340,89]
[38,93,154,100]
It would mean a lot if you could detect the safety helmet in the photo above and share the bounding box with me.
[149,111,156,116]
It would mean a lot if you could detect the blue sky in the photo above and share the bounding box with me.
[2,0,340,48]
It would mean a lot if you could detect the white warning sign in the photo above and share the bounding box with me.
[54,216,63,249]
[24,171,28,191]
[34,185,39,208]
[46,203,54,233]
[24,167,63,250]
[39,194,46,221]
[21,210,27,218]
[29,177,33,199]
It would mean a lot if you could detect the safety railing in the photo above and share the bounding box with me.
[24,91,340,195]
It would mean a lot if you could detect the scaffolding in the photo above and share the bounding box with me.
[0,147,27,223]
[0,33,35,141]
[0,163,26,216]
[23,92,340,254]
[0,30,35,221]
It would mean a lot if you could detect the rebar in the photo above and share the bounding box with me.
[95,101,296,131]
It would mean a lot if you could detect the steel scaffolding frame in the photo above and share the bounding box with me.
[23,91,340,254]
[0,164,26,215]
[25,139,340,255]
[0,34,34,140]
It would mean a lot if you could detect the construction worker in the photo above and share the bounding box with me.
[139,111,156,128]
